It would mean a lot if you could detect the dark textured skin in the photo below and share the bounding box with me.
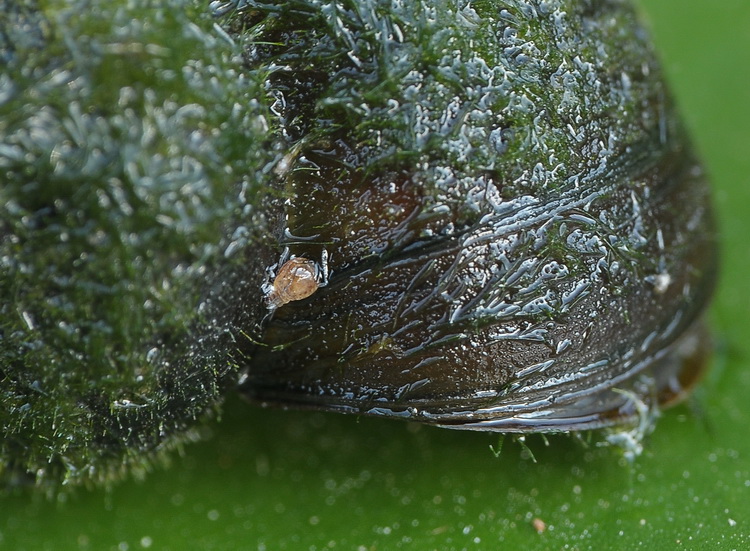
[241,120,716,431]
[237,0,717,430]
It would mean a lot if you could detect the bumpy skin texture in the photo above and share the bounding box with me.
[236,0,716,428]
[0,0,715,491]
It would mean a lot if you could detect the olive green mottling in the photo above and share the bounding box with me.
[238,0,663,203]
[0,0,274,491]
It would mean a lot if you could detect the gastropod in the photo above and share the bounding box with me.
[264,251,329,310]
[236,0,717,437]
[266,257,319,307]
[0,0,717,491]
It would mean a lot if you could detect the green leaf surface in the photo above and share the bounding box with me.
[2,0,749,549]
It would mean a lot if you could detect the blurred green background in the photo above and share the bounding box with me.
[2,0,749,549]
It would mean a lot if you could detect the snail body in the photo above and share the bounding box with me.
[265,257,321,309]
[238,0,717,434]
[0,0,717,490]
